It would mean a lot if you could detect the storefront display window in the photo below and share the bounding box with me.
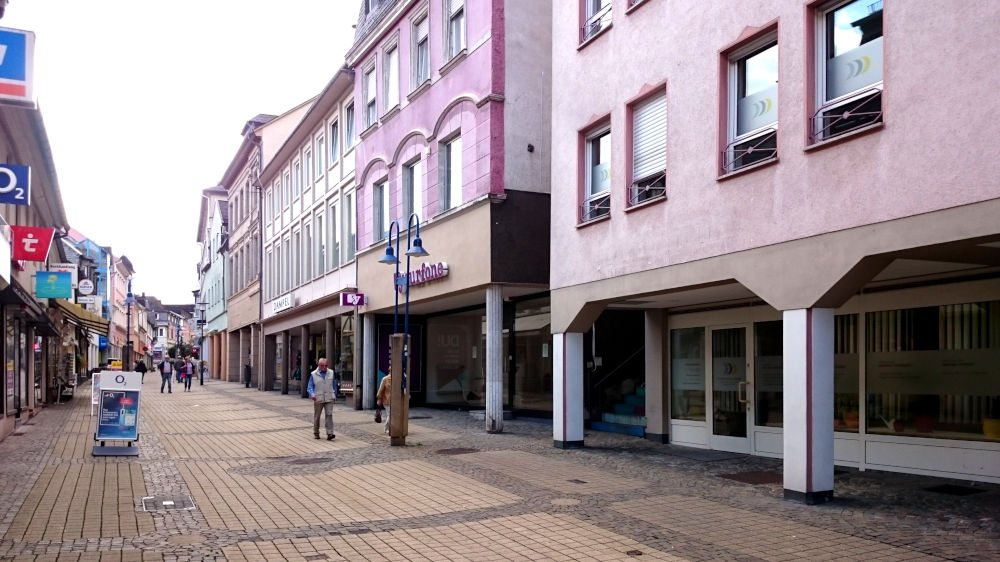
[834,314,859,432]
[865,301,1000,441]
[670,327,705,421]
[426,310,489,406]
[754,321,782,427]
[512,298,552,412]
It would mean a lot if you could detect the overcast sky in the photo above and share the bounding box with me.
[4,0,358,304]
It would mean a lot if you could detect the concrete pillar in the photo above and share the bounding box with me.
[279,330,289,394]
[553,332,585,448]
[299,325,310,398]
[644,309,669,443]
[264,333,276,392]
[783,308,835,504]
[363,313,376,410]
[485,284,504,433]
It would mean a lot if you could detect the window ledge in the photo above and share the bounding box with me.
[805,122,884,153]
[716,156,779,182]
[439,49,468,77]
[577,23,612,51]
[408,79,431,102]
[359,122,379,140]
[625,193,667,212]
[381,105,401,123]
[625,0,651,15]
[576,213,611,229]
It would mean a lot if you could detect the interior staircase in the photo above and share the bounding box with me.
[590,384,646,437]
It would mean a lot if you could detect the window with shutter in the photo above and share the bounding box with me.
[413,16,430,88]
[446,0,465,59]
[630,92,666,206]
[384,46,399,111]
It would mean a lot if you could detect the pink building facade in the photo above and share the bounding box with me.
[348,0,553,430]
[550,0,1000,499]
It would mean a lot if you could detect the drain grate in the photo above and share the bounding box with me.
[304,555,329,561]
[434,448,479,455]
[568,479,588,484]
[288,458,335,465]
[141,496,196,511]
[718,470,783,485]
[924,484,986,496]
[409,415,432,419]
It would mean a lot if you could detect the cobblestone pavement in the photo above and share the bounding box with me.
[0,377,997,561]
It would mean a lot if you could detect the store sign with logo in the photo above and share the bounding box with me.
[272,293,294,314]
[11,225,53,261]
[78,279,94,295]
[0,27,35,105]
[35,270,72,298]
[395,262,449,294]
[340,292,365,306]
[0,163,30,206]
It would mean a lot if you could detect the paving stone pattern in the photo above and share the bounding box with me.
[0,376,998,561]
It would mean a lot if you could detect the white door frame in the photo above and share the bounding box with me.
[708,324,753,454]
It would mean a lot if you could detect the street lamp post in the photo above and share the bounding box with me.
[124,279,135,371]
[378,213,428,446]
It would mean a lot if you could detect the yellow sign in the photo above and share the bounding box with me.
[110,360,123,371]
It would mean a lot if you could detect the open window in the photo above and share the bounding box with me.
[723,34,778,174]
[581,125,611,222]
[811,0,883,142]
[581,0,612,43]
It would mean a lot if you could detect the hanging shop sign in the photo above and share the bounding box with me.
[394,261,448,294]
[35,271,72,298]
[0,163,30,206]
[0,27,35,105]
[78,279,94,295]
[49,262,78,287]
[10,225,53,261]
[340,292,366,306]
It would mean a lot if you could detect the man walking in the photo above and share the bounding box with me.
[159,359,173,393]
[183,357,194,391]
[307,357,338,440]
[135,359,148,383]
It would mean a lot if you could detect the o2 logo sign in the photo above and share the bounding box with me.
[0,164,29,206]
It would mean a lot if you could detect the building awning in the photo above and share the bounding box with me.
[52,298,109,336]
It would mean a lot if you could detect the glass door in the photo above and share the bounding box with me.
[710,326,752,453]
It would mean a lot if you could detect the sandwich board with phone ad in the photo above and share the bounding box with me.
[93,371,141,457]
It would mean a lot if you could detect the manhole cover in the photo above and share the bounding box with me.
[718,470,783,485]
[288,458,335,465]
[141,496,196,511]
[924,484,986,496]
[434,448,479,455]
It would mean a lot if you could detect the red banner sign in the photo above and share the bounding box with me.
[11,225,54,262]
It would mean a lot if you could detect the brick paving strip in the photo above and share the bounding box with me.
[0,377,997,561]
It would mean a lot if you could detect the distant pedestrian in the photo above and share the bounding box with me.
[159,359,173,393]
[307,357,337,440]
[173,356,185,383]
[376,368,392,434]
[199,360,207,385]
[135,360,148,383]
[183,357,194,391]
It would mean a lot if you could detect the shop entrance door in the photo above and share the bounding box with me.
[709,326,752,453]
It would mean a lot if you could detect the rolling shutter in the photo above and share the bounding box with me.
[632,92,666,182]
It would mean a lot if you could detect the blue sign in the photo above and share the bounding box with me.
[0,27,34,104]
[35,271,72,298]
[96,389,140,441]
[0,163,29,205]
[99,336,108,349]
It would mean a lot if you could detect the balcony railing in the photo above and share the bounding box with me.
[581,193,610,223]
[628,172,666,206]
[810,87,882,144]
[580,4,612,43]
[721,127,777,174]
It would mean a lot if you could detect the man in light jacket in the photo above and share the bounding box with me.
[307,357,338,440]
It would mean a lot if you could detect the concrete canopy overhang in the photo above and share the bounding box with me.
[552,198,1000,333]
